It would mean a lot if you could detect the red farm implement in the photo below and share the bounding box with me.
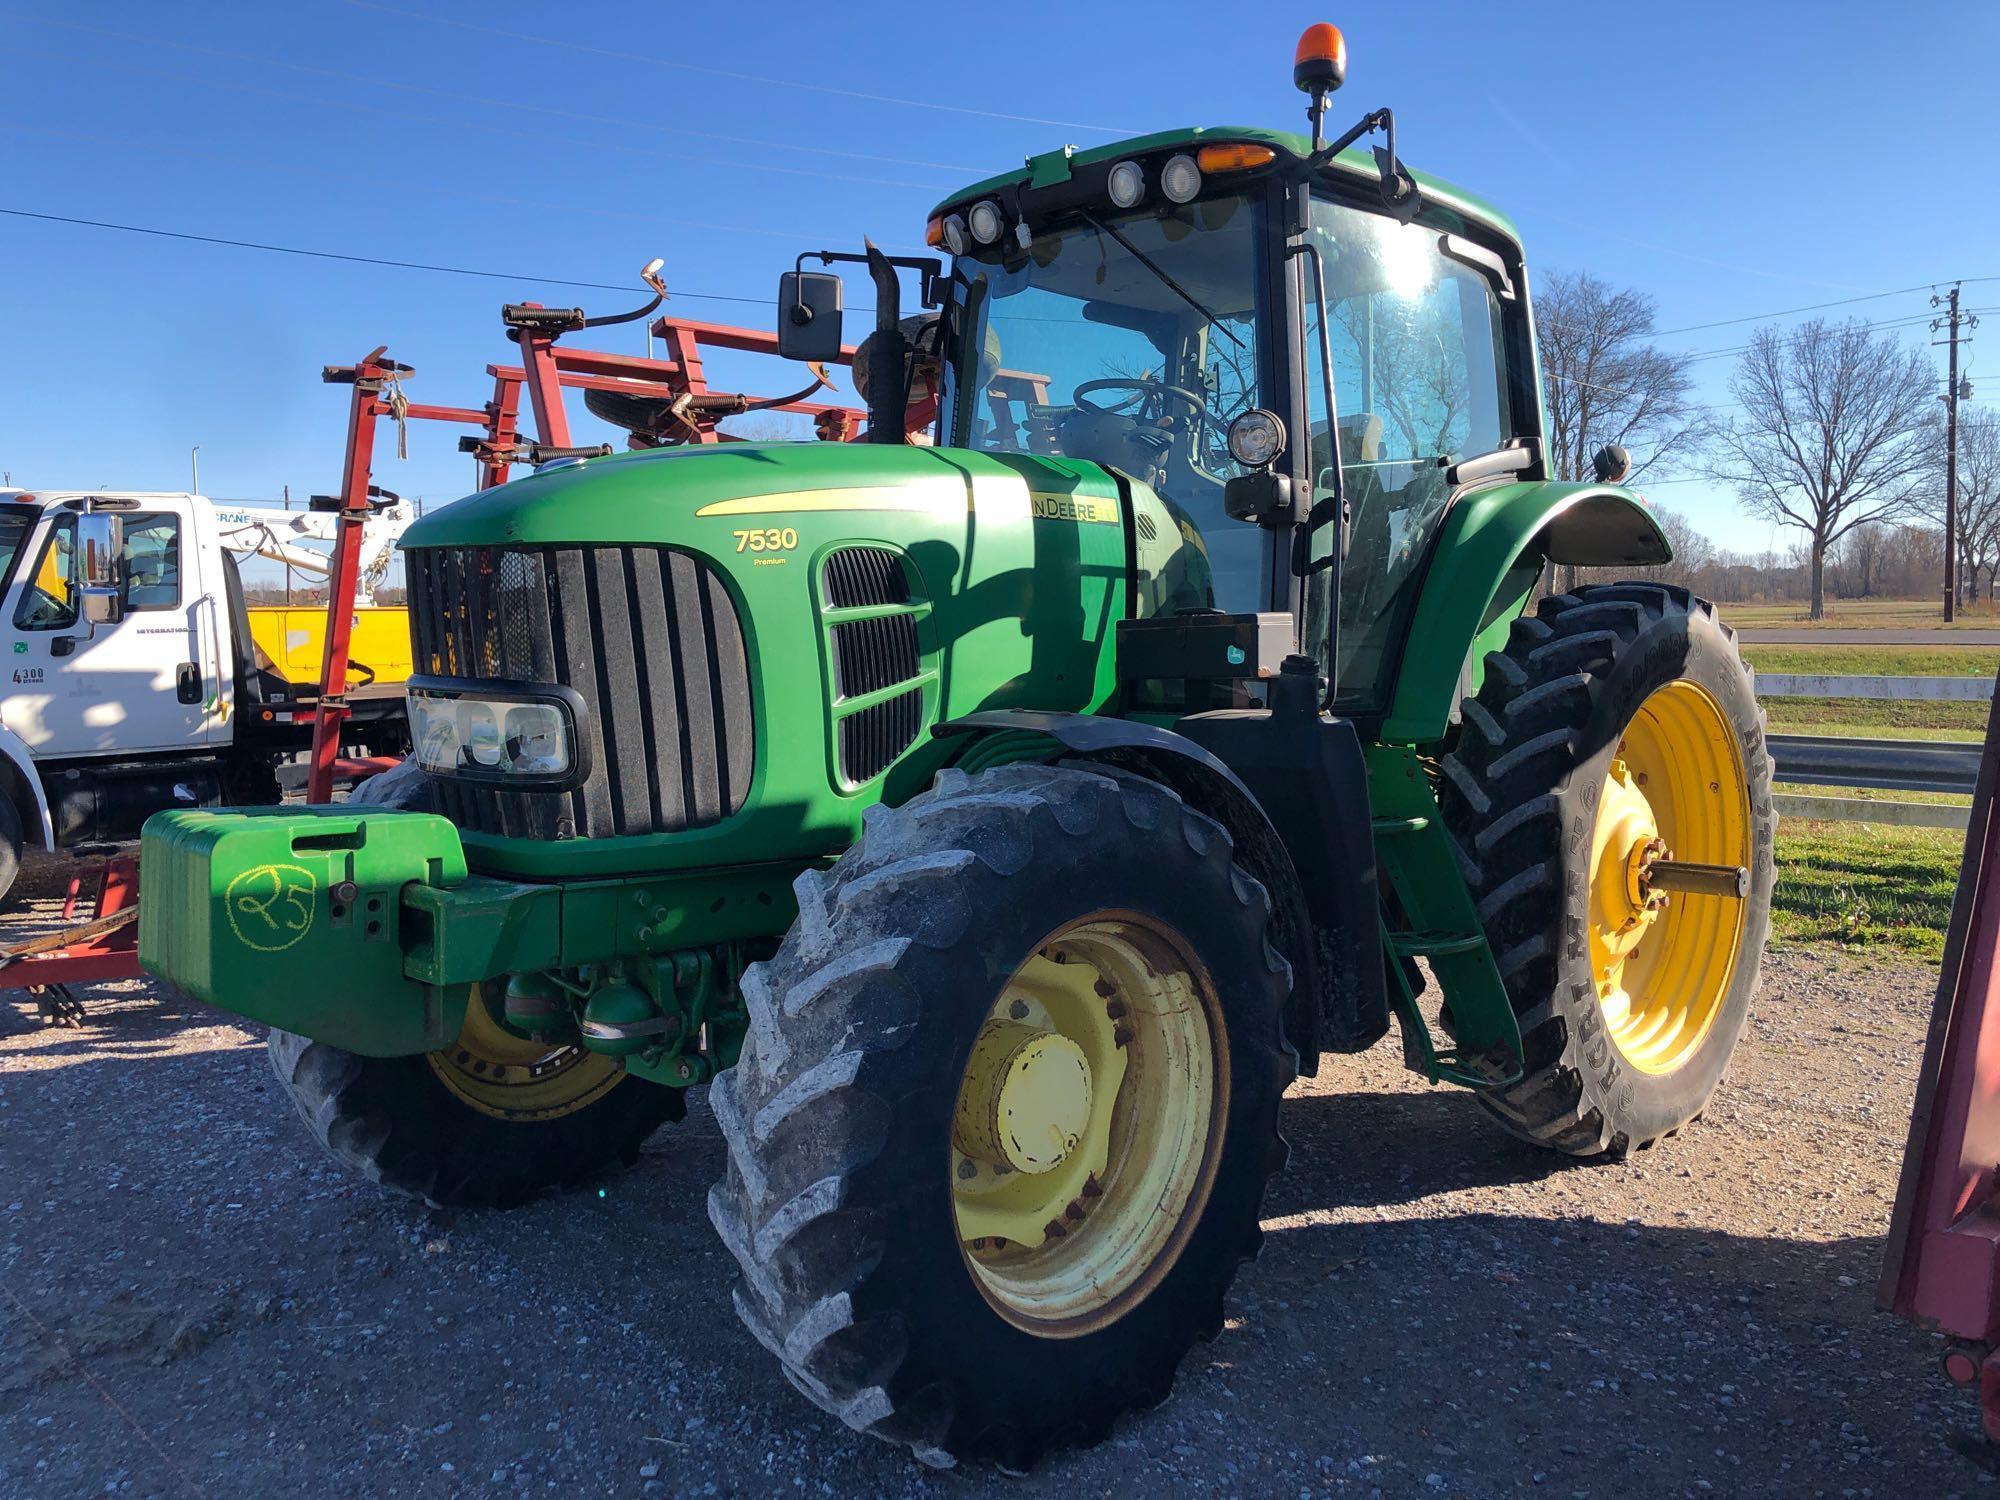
[1,259,875,1015]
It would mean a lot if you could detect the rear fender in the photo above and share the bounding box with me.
[1379,481,1668,746]
[0,725,52,851]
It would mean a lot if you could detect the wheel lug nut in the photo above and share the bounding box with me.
[1104,1000,1128,1020]
[957,1159,978,1180]
[1082,1174,1103,1198]
[1008,1000,1030,1020]
[1113,1026,1134,1048]
[1093,979,1115,998]
[1064,1200,1086,1223]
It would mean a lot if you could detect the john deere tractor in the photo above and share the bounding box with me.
[138,26,1773,1469]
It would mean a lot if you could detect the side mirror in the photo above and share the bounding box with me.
[778,270,844,364]
[1592,443,1633,485]
[77,510,125,626]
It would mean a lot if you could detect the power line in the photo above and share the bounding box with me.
[3,122,928,253]
[0,207,778,305]
[343,0,1135,136]
[0,43,955,193]
[5,13,980,176]
[1651,279,2000,338]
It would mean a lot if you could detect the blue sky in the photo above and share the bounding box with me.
[2,0,1995,556]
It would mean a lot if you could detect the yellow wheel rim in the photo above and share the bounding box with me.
[951,913,1226,1337]
[424,985,624,1121]
[1588,679,1751,1075]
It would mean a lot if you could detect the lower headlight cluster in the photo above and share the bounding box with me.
[407,679,583,786]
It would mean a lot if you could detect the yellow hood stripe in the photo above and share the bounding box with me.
[693,486,965,518]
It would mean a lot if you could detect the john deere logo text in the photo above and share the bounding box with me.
[225,863,317,952]
[1030,493,1117,525]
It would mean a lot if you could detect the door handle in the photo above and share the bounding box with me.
[176,662,202,704]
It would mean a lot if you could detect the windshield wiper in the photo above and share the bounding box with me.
[1076,210,1243,349]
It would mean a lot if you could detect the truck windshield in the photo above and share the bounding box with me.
[0,505,34,596]
[938,191,1272,616]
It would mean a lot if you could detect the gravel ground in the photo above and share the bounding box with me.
[0,856,1983,1498]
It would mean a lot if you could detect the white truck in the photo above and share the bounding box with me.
[0,489,414,904]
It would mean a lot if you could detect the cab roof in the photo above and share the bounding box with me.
[929,124,1521,249]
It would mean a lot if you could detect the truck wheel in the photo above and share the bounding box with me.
[1439,583,1775,1156]
[708,764,1293,1468]
[267,995,685,1208]
[0,796,22,913]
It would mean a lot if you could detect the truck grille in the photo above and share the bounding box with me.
[407,545,753,839]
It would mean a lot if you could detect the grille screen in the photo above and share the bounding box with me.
[407,545,753,839]
[820,546,924,787]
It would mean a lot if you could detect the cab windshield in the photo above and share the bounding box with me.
[938,192,1272,616]
[0,505,34,594]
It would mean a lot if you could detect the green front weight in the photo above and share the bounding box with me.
[138,806,472,1056]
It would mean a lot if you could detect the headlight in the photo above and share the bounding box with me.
[1226,409,1287,469]
[1107,160,1144,208]
[1160,153,1202,204]
[406,678,587,788]
[967,200,1005,244]
[941,214,969,256]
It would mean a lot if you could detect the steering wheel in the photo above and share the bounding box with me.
[1070,378,1238,487]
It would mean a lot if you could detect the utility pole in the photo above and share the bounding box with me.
[1933,285,1979,620]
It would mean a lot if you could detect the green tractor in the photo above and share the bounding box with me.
[138,25,1773,1469]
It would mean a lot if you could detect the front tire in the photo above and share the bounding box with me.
[1439,583,1774,1156]
[268,997,685,1209]
[707,764,1293,1468]
[269,755,681,1206]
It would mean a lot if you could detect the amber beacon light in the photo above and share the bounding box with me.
[1293,23,1348,94]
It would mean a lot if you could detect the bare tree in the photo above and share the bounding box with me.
[1948,410,2000,603]
[1536,271,1709,483]
[1706,319,1939,618]
[1834,522,1886,598]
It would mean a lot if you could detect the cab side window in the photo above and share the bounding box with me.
[123,513,182,611]
[14,516,78,631]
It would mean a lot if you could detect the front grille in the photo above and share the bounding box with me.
[407,545,753,839]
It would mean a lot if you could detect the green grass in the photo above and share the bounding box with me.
[1726,599,2000,630]
[1773,820,1964,960]
[1743,644,2000,677]
[1763,696,1986,739]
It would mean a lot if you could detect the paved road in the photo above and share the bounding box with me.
[1739,627,2000,645]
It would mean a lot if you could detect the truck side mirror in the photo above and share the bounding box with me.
[778,271,844,364]
[77,510,125,626]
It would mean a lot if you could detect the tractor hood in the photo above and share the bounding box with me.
[390,441,1143,881]
[402,442,1117,551]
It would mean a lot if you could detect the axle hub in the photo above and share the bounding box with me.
[953,1021,1093,1175]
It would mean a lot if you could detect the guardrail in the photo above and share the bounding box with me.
[1752,673,1991,830]
[1758,673,1993,702]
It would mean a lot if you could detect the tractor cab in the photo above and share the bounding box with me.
[920,120,1536,713]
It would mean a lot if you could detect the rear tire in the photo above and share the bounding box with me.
[707,763,1293,1468]
[1439,583,1774,1156]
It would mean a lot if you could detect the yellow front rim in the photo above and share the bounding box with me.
[1588,679,1751,1075]
[951,914,1226,1337]
[424,986,623,1121]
